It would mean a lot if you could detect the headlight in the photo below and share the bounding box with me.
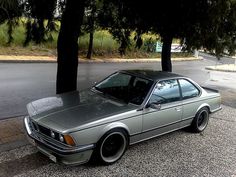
[49,129,75,146]
[59,134,64,142]
[50,130,55,138]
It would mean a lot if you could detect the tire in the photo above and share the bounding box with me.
[190,107,209,133]
[95,129,128,165]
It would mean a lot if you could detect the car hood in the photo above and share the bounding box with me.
[28,90,137,132]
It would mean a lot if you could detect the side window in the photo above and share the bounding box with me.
[149,79,180,104]
[179,79,200,99]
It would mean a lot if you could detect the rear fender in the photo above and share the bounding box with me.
[196,103,210,114]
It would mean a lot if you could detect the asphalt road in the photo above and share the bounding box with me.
[0,57,236,119]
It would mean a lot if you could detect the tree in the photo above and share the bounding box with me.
[56,0,86,94]
[0,0,23,44]
[122,0,210,72]
[185,0,236,57]
[121,0,236,71]
[23,0,57,45]
[98,0,134,56]
[51,0,236,93]
[83,0,100,59]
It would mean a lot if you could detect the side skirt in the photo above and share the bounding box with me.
[129,118,193,145]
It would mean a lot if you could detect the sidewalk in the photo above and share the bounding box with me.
[0,116,29,152]
[206,64,236,72]
[0,55,201,63]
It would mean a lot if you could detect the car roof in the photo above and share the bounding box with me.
[119,70,184,81]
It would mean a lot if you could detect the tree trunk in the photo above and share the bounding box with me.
[161,35,173,72]
[56,0,85,94]
[86,4,96,59]
[7,20,13,44]
[37,18,45,44]
[86,30,94,59]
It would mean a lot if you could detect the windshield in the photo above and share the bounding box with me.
[94,72,153,105]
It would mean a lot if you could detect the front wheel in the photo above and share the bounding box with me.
[96,129,128,165]
[190,107,209,133]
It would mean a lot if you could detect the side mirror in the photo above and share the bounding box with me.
[147,103,161,110]
[92,82,97,88]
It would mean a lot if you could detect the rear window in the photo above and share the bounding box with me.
[179,79,200,99]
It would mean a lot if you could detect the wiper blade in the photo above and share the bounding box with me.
[92,87,128,104]
[92,86,102,93]
[103,93,129,104]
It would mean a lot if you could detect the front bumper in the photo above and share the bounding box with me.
[24,116,95,165]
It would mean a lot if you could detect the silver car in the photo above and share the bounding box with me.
[24,70,221,165]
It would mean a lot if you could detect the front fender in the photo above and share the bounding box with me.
[99,122,130,139]
[70,122,130,146]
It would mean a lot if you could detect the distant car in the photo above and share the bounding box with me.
[24,70,221,165]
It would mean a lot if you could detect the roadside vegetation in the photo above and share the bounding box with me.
[0,21,191,58]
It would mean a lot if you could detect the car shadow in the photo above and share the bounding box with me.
[0,152,51,177]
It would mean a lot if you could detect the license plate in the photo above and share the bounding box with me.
[49,154,57,163]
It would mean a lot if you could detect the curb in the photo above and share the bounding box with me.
[205,64,236,72]
[205,68,236,72]
[80,57,202,63]
[0,60,56,63]
[0,55,202,63]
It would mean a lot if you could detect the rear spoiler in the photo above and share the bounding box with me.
[201,86,219,93]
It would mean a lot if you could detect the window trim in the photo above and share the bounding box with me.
[145,78,182,106]
[178,78,201,100]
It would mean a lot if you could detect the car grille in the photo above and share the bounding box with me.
[37,124,50,136]
[27,118,73,148]
[32,123,61,142]
[31,121,38,131]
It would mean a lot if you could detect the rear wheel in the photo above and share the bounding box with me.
[96,129,128,165]
[190,107,209,133]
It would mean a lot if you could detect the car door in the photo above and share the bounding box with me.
[141,79,183,140]
[178,78,201,126]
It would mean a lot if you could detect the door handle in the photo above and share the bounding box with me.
[175,107,181,112]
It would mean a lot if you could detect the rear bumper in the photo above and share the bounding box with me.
[24,116,94,165]
[210,106,222,114]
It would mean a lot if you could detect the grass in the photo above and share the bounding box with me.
[0,21,192,58]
